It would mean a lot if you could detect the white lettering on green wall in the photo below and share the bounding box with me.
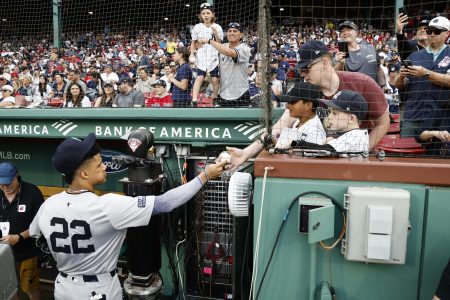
[0,125,49,135]
[95,126,232,139]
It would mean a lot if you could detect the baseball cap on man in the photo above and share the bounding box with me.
[418,18,430,27]
[338,20,358,31]
[119,77,134,85]
[0,162,18,185]
[319,90,368,120]
[278,81,322,104]
[227,22,242,32]
[388,64,401,73]
[297,40,329,69]
[428,16,450,31]
[53,133,97,177]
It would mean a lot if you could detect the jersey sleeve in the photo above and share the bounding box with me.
[29,205,44,237]
[233,44,251,64]
[191,24,200,41]
[214,24,224,40]
[101,194,155,230]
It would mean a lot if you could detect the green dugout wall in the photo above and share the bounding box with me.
[252,153,450,300]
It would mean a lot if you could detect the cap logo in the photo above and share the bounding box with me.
[128,138,142,153]
[315,50,320,54]
[333,91,342,100]
[432,19,438,23]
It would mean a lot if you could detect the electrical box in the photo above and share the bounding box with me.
[341,187,410,264]
[298,196,335,244]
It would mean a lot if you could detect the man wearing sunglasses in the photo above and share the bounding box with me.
[395,16,450,139]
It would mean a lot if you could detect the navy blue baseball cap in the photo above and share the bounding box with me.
[227,22,243,32]
[297,40,329,69]
[319,90,368,120]
[53,133,97,177]
[0,162,18,185]
[278,81,322,104]
[119,77,134,85]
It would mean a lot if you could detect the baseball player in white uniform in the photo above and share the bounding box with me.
[29,133,226,300]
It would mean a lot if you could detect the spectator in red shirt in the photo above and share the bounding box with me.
[145,79,173,108]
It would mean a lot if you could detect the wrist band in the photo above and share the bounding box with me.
[18,233,24,242]
[203,170,209,182]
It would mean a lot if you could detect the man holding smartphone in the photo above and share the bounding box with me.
[396,9,429,61]
[334,20,385,88]
[395,16,450,138]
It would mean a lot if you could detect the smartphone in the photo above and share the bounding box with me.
[398,6,407,15]
[338,41,349,58]
[401,60,413,68]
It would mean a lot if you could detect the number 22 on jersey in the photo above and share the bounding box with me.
[49,217,95,254]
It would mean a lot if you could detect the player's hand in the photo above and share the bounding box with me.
[167,73,174,82]
[335,52,346,63]
[397,14,408,33]
[0,234,20,246]
[224,146,249,172]
[205,160,227,180]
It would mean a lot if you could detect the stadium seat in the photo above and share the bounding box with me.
[377,135,425,154]
[47,98,64,108]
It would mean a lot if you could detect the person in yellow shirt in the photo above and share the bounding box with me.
[166,38,177,56]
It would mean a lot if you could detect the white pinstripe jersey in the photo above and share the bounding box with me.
[30,192,154,275]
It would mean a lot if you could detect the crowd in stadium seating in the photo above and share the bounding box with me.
[0,5,448,154]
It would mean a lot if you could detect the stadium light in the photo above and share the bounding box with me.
[88,11,94,15]
[279,8,284,11]
[164,17,169,21]
[2,19,6,22]
[185,4,190,7]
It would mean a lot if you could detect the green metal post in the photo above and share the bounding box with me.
[52,0,62,49]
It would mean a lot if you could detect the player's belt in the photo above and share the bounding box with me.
[60,269,116,282]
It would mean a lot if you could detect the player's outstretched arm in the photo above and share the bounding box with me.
[152,161,227,214]
[226,108,296,171]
